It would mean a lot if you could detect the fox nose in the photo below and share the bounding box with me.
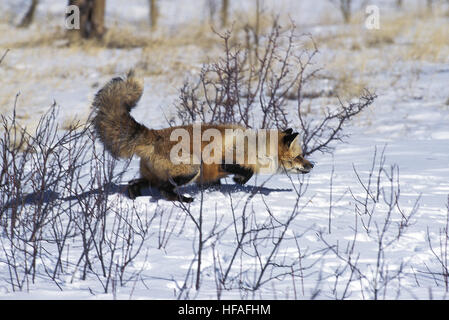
[305,162,314,170]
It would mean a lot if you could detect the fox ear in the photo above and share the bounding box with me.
[287,133,301,154]
[282,128,293,135]
[283,132,299,148]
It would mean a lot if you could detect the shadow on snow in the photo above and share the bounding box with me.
[2,183,292,207]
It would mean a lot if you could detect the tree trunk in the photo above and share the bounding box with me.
[341,0,351,24]
[221,0,229,27]
[91,0,106,38]
[18,0,39,28]
[149,0,159,29]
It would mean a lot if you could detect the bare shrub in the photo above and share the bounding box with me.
[0,102,87,290]
[0,49,9,64]
[175,21,376,156]
[176,33,247,126]
[424,195,449,293]
[176,21,309,129]
[170,173,331,300]
[319,147,420,299]
[298,91,375,156]
[0,101,156,293]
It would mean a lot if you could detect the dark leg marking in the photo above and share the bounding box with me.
[233,174,252,185]
[221,164,254,185]
[170,173,198,187]
[127,178,149,200]
[160,185,194,203]
[160,180,194,203]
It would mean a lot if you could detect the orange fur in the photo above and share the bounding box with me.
[92,72,314,202]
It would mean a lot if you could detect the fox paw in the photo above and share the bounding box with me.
[233,175,250,185]
[127,184,142,200]
[180,195,194,203]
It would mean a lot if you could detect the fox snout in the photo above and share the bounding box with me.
[300,158,314,173]
[295,156,314,174]
[279,129,315,175]
[280,155,314,174]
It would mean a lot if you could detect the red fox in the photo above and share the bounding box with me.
[92,71,314,202]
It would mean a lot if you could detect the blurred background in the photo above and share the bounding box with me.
[0,0,448,130]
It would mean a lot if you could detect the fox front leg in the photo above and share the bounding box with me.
[233,174,253,185]
[160,185,194,203]
[221,164,254,185]
[127,178,150,199]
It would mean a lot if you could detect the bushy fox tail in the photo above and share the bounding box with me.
[92,70,148,159]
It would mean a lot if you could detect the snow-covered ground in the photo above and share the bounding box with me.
[0,0,449,300]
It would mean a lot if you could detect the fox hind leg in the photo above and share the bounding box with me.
[127,177,193,203]
[139,159,198,202]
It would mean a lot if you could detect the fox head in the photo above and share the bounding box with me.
[278,129,314,174]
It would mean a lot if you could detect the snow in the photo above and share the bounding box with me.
[1,0,449,300]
